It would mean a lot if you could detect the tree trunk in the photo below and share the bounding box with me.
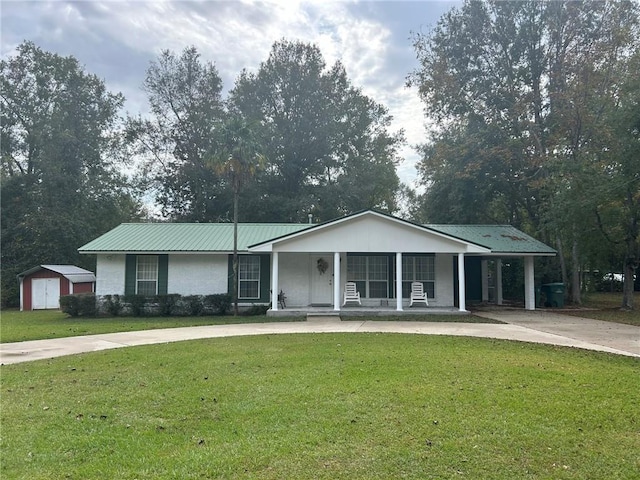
[621,255,636,310]
[233,190,239,316]
[622,261,635,310]
[556,237,568,286]
[571,239,581,305]
[621,203,638,310]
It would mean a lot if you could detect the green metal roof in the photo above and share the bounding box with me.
[427,225,556,254]
[79,219,555,255]
[79,223,310,253]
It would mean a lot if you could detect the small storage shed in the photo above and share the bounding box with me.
[18,265,96,311]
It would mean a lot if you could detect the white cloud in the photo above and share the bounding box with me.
[1,0,455,187]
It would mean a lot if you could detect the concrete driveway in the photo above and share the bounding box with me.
[1,311,638,365]
[474,309,640,358]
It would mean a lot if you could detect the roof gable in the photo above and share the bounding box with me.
[249,210,490,254]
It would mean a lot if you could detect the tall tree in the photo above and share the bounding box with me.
[127,47,229,221]
[210,116,265,315]
[1,41,140,306]
[590,50,640,309]
[230,40,403,222]
[408,0,639,306]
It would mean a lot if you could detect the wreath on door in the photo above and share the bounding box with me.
[316,258,329,275]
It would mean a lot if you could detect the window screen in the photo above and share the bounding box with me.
[136,255,158,296]
[238,256,260,299]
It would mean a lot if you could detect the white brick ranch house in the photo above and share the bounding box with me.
[79,210,556,314]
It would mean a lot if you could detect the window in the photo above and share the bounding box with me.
[238,256,260,299]
[347,255,389,298]
[136,255,158,296]
[402,255,435,298]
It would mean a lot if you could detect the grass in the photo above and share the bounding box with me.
[0,310,305,343]
[0,310,493,343]
[565,292,640,326]
[1,334,638,479]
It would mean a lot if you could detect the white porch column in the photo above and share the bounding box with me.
[458,253,466,312]
[481,259,489,302]
[271,251,279,311]
[334,252,341,311]
[524,256,535,310]
[396,252,403,311]
[496,259,503,305]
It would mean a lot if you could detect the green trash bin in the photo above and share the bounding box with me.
[541,283,565,308]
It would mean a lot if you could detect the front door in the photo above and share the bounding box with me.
[310,255,333,305]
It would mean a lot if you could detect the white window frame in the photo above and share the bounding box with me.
[402,255,435,299]
[136,255,159,296]
[347,255,389,299]
[238,256,260,300]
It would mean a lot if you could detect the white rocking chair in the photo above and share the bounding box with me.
[343,282,361,306]
[410,282,429,307]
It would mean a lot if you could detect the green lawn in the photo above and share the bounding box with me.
[1,334,638,479]
[0,309,306,343]
[566,292,640,326]
[0,310,491,343]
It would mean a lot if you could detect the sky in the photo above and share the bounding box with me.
[1,0,461,188]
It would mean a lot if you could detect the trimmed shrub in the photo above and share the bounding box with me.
[60,295,80,317]
[103,294,124,316]
[204,294,231,315]
[60,293,97,317]
[183,295,205,316]
[123,294,147,317]
[78,293,97,317]
[155,294,181,316]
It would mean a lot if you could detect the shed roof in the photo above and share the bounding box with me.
[427,225,556,255]
[18,265,96,283]
[78,223,311,253]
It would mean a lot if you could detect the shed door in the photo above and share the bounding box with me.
[32,278,60,310]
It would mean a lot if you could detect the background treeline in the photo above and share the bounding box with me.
[2,0,638,309]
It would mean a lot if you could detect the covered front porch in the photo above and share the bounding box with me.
[247,211,551,316]
[267,251,476,314]
[264,252,540,316]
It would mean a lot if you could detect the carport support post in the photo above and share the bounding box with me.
[496,259,503,305]
[271,251,279,311]
[333,252,341,311]
[524,256,535,310]
[458,253,466,312]
[481,259,489,302]
[396,252,403,311]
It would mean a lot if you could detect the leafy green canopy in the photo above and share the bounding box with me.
[132,42,403,223]
[408,0,639,306]
[1,42,141,307]
[126,47,230,221]
[230,40,403,222]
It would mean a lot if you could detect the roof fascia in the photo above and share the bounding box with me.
[17,265,44,278]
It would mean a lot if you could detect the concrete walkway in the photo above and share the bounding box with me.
[1,312,638,365]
